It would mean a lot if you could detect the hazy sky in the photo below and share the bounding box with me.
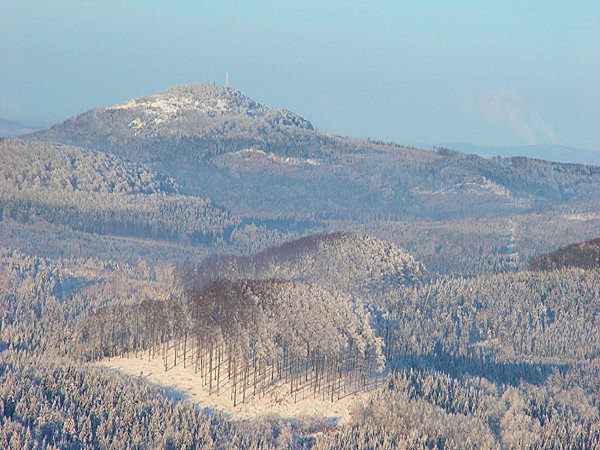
[2,1,599,150]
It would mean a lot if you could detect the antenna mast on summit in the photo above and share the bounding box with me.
[225,72,230,87]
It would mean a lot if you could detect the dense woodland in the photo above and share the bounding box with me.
[3,234,600,448]
[0,353,315,449]
[2,84,600,448]
[191,232,423,297]
[0,139,238,244]
[76,278,384,407]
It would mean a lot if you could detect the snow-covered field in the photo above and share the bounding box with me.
[100,350,372,424]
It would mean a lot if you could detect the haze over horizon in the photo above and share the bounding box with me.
[2,1,599,153]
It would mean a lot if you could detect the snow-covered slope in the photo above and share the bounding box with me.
[102,84,313,133]
[0,138,237,242]
[0,138,181,195]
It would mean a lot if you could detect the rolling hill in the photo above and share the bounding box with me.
[186,231,423,297]
[0,137,181,195]
[0,138,237,243]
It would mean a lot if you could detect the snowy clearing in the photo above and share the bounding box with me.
[99,350,375,425]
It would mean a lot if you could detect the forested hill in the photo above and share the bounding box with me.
[186,232,423,296]
[28,83,328,163]
[0,138,181,195]
[0,138,237,243]
[26,84,600,220]
[530,237,600,270]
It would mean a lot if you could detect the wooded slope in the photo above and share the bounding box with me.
[0,138,237,243]
[530,237,600,270]
[189,232,423,297]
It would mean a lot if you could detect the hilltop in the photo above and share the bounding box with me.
[29,84,318,163]
[0,137,181,195]
[187,231,423,297]
[530,237,600,270]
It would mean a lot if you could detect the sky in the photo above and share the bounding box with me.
[1,0,599,150]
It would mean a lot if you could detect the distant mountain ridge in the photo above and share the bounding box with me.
[444,142,600,166]
[25,84,600,220]
[0,118,44,137]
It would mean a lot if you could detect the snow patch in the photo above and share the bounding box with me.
[100,91,264,132]
[128,118,146,130]
[233,148,321,166]
[565,212,600,222]
[480,178,513,198]
[413,178,513,198]
[215,98,229,112]
[103,92,251,117]
[106,99,138,111]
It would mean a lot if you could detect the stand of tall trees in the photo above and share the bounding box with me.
[77,277,385,404]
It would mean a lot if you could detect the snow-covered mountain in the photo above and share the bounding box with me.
[28,84,315,162]
[25,85,600,221]
[99,84,313,131]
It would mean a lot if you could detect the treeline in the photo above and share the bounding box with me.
[530,237,600,270]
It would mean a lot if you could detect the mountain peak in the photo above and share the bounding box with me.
[95,83,313,131]
[103,83,262,117]
[29,83,314,160]
[28,84,314,162]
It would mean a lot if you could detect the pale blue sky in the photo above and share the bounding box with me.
[1,0,598,150]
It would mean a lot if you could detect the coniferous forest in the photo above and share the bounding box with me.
[1,84,600,449]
